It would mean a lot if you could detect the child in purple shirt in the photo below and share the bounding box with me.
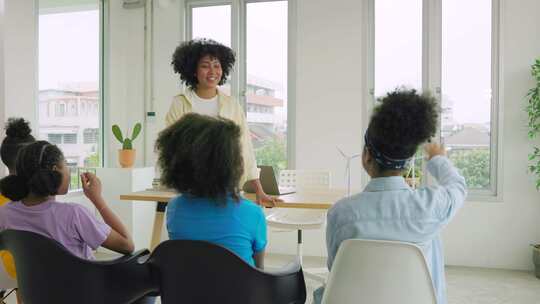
[0,140,134,259]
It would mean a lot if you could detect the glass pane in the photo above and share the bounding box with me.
[191,5,232,92]
[39,3,101,191]
[375,0,423,187]
[374,0,422,97]
[246,1,288,175]
[442,0,492,189]
[192,5,231,47]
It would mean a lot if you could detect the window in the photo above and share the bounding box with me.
[246,1,288,174]
[188,0,291,174]
[70,102,78,116]
[48,134,77,144]
[370,0,500,197]
[83,128,99,144]
[55,103,66,117]
[441,0,495,192]
[191,5,231,47]
[63,133,77,144]
[39,0,103,190]
[374,0,422,96]
[48,134,62,145]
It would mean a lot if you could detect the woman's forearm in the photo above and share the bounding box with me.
[251,179,264,194]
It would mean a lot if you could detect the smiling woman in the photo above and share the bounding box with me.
[165,38,280,206]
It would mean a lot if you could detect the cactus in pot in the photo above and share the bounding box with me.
[112,123,142,168]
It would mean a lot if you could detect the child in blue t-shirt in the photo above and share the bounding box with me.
[155,113,267,268]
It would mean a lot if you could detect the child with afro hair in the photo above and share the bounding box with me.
[315,89,467,304]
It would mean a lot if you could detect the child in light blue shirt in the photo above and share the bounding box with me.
[314,89,466,304]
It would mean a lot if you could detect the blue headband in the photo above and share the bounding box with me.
[364,132,411,170]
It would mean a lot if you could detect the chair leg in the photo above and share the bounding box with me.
[16,289,22,304]
[303,268,328,283]
[296,229,328,283]
[297,229,303,265]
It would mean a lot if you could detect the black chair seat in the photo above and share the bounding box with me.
[147,240,306,304]
[0,229,157,304]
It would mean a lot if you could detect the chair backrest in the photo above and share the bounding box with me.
[0,230,156,304]
[322,239,437,304]
[148,240,306,304]
[0,252,16,290]
[279,170,331,190]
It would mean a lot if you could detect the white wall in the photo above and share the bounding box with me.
[295,0,365,190]
[0,0,38,140]
[106,0,145,167]
[0,1,5,136]
[145,0,183,166]
[267,0,366,257]
[106,0,182,169]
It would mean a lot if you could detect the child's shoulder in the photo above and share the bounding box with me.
[236,197,264,214]
[50,201,93,216]
[332,192,364,208]
[238,197,260,208]
[328,192,365,218]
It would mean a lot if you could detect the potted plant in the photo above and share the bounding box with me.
[112,123,142,168]
[526,58,540,278]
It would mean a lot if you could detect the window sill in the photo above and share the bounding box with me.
[465,191,503,203]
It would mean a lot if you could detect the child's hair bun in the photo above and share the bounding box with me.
[5,118,32,139]
[369,88,438,159]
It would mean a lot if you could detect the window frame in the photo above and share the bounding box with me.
[185,0,296,169]
[365,0,503,200]
[38,0,106,191]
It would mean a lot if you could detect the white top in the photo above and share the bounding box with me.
[166,89,259,184]
[190,92,219,116]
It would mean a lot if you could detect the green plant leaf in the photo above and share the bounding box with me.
[112,125,124,144]
[123,138,133,150]
[526,57,540,189]
[131,123,142,141]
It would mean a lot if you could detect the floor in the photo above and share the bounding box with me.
[267,255,540,304]
[6,254,540,304]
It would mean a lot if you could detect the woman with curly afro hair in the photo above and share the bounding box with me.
[314,89,467,304]
[166,38,279,206]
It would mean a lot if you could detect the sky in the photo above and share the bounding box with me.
[191,2,288,120]
[39,10,99,90]
[191,2,288,99]
[375,0,492,125]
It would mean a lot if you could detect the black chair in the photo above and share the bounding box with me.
[0,229,158,304]
[147,240,307,304]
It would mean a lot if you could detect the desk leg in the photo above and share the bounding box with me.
[150,202,167,251]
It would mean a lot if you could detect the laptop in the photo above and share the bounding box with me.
[243,165,296,195]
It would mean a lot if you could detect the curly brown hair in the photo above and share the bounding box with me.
[155,113,244,205]
[171,38,235,90]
